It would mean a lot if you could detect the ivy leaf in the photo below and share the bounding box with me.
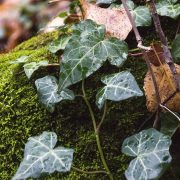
[12,132,74,180]
[122,128,172,180]
[110,1,151,27]
[59,20,128,90]
[96,0,116,5]
[132,6,151,27]
[172,34,180,62]
[48,35,71,53]
[96,71,143,109]
[23,61,48,79]
[156,0,180,19]
[10,56,29,64]
[35,76,75,112]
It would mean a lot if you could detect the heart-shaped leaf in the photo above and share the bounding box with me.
[35,75,75,112]
[122,128,172,180]
[172,34,180,62]
[59,20,128,90]
[132,6,151,27]
[48,35,71,53]
[12,131,74,180]
[23,61,48,79]
[10,56,29,64]
[156,0,180,19]
[96,71,143,109]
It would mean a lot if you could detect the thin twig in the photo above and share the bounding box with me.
[81,80,114,180]
[72,166,107,174]
[160,104,180,122]
[162,90,178,105]
[137,111,156,132]
[121,0,161,129]
[47,63,60,67]
[153,108,161,130]
[128,52,143,57]
[97,101,107,133]
[175,18,180,38]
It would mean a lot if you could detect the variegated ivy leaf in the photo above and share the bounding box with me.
[122,128,172,180]
[12,131,74,180]
[156,0,180,19]
[110,0,151,27]
[172,34,180,61]
[96,71,143,109]
[10,56,29,64]
[48,35,71,53]
[132,6,151,27]
[35,75,74,112]
[23,61,48,79]
[96,0,116,5]
[59,20,128,90]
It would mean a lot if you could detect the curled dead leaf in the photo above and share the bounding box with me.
[80,0,132,40]
[147,43,165,66]
[144,63,180,112]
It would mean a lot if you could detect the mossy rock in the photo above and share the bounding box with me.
[0,30,157,180]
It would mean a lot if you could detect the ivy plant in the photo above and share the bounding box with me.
[10,0,180,179]
[122,128,172,180]
[156,0,180,19]
[12,132,74,180]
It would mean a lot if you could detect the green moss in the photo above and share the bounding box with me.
[0,31,147,180]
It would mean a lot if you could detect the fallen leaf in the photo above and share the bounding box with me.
[144,63,180,112]
[147,43,165,66]
[80,0,132,40]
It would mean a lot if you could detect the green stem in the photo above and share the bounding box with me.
[97,101,107,133]
[129,47,140,52]
[81,80,114,180]
[72,166,107,174]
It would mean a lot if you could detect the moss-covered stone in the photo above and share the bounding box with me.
[0,31,148,180]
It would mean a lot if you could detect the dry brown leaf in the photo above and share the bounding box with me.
[144,63,180,112]
[80,0,132,40]
[147,43,165,66]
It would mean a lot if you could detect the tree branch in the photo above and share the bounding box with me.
[146,0,180,91]
[121,0,161,129]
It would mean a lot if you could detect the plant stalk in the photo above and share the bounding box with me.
[97,101,107,133]
[121,0,161,129]
[82,80,113,180]
[72,166,107,174]
[146,0,180,91]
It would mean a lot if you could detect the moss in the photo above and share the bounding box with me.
[0,30,148,180]
[1,16,178,179]
[3,22,179,179]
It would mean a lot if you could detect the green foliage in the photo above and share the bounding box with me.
[35,76,74,112]
[59,20,128,91]
[122,128,172,180]
[102,0,152,27]
[119,0,152,27]
[96,71,143,109]
[48,35,71,53]
[156,0,180,19]
[10,56,29,64]
[23,61,49,79]
[1,2,179,179]
[0,30,147,180]
[13,132,74,180]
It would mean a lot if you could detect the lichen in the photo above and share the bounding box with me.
[0,31,147,180]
